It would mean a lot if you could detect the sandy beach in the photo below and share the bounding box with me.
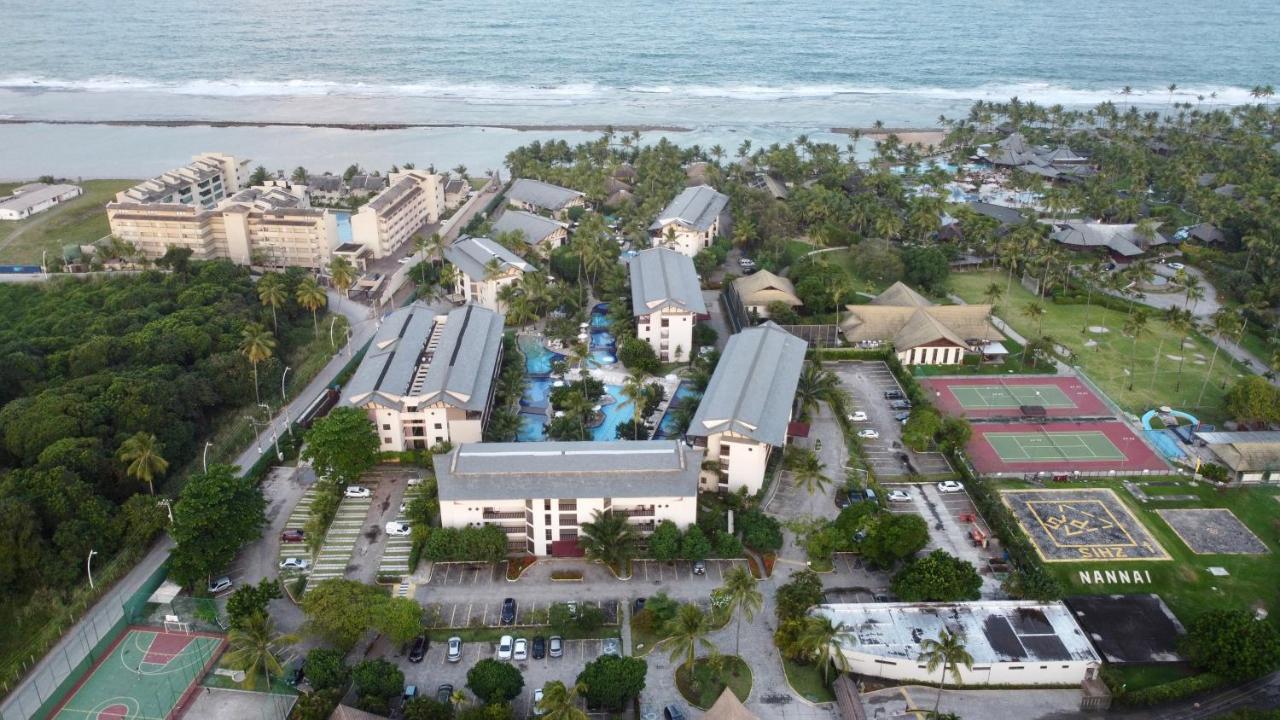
[836,128,947,147]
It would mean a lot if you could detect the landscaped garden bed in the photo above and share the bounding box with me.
[675,655,752,709]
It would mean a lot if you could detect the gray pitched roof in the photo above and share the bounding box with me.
[506,178,584,211]
[1050,222,1167,257]
[434,440,702,501]
[649,185,729,232]
[687,323,806,446]
[444,236,533,280]
[629,247,707,316]
[343,303,503,412]
[967,201,1025,225]
[491,210,567,246]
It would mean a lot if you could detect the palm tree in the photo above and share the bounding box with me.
[665,603,716,671]
[117,431,168,495]
[328,256,357,297]
[1196,308,1241,406]
[240,322,277,405]
[224,612,298,689]
[982,282,1003,311]
[1166,308,1195,392]
[536,681,588,720]
[257,273,286,331]
[1183,275,1205,313]
[784,446,831,496]
[579,510,639,574]
[1123,308,1150,390]
[290,166,308,184]
[794,361,847,420]
[720,566,763,656]
[620,376,647,440]
[800,615,850,683]
[1021,301,1047,338]
[295,277,326,336]
[919,629,973,718]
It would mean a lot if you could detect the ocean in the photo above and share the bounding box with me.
[2,0,1277,179]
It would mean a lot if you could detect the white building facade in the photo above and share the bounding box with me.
[629,247,706,363]
[0,183,83,220]
[351,170,445,259]
[443,236,534,312]
[650,185,730,257]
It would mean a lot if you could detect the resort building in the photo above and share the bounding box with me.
[491,210,569,251]
[344,303,505,452]
[1195,431,1280,484]
[443,236,534,312]
[433,440,702,555]
[1050,222,1169,260]
[984,133,1094,182]
[305,174,343,204]
[650,185,731,257]
[732,270,802,319]
[814,601,1102,686]
[505,178,586,219]
[347,173,388,198]
[0,183,83,220]
[629,247,706,363]
[106,185,337,268]
[350,170,445,259]
[687,323,807,493]
[840,282,1004,366]
[116,152,248,208]
[443,175,471,210]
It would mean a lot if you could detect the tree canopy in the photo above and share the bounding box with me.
[169,464,265,588]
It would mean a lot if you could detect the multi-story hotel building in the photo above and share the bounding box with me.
[443,236,533,312]
[687,322,806,494]
[350,170,445,259]
[505,179,586,219]
[344,302,504,451]
[115,152,248,208]
[650,185,730,257]
[629,247,705,363]
[434,440,702,555]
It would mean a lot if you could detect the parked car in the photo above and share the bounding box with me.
[692,559,707,575]
[857,429,880,439]
[863,488,878,504]
[446,636,462,663]
[664,704,688,720]
[565,600,578,618]
[344,485,371,499]
[549,635,563,658]
[602,638,621,656]
[280,529,305,543]
[633,597,647,613]
[408,477,424,486]
[835,491,852,510]
[890,400,912,410]
[207,576,233,594]
[279,557,309,571]
[436,684,453,704]
[937,480,964,493]
[533,687,546,716]
[497,635,514,660]
[847,411,868,422]
[385,521,411,536]
[403,685,417,701]
[408,635,428,663]
[1166,261,1186,270]
[887,490,912,502]
[513,637,528,661]
[883,390,904,400]
[532,635,546,659]
[894,411,911,422]
[286,663,305,686]
[501,598,516,625]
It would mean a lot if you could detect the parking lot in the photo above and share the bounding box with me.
[832,361,954,479]
[631,558,747,586]
[896,481,1003,597]
[305,492,372,590]
[422,593,620,630]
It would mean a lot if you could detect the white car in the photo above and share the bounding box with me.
[497,635,514,660]
[408,477,424,486]
[857,429,880,439]
[887,490,912,503]
[279,557,310,571]
[207,576,233,594]
[937,480,964,493]
[399,501,409,514]
[847,411,868,422]
[344,486,371,499]
[513,637,528,661]
[1166,261,1186,270]
[385,521,411,536]
[533,688,546,716]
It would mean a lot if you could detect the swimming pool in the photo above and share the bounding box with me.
[590,313,611,329]
[517,412,548,442]
[654,383,700,438]
[590,329,615,348]
[519,334,564,376]
[588,349,617,366]
[334,211,352,243]
[592,385,635,441]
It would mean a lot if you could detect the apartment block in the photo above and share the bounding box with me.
[116,152,248,208]
[650,185,730,257]
[629,247,706,363]
[350,170,444,259]
[443,236,533,312]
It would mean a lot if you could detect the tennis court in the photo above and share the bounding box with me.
[966,421,1170,475]
[52,628,224,720]
[986,430,1126,462]
[921,375,1110,419]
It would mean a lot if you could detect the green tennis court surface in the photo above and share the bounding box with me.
[950,384,1076,409]
[986,431,1126,462]
[53,628,222,720]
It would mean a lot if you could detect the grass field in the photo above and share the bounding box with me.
[783,659,836,703]
[950,271,1249,420]
[994,478,1280,623]
[0,180,135,264]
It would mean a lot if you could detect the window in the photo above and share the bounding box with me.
[1009,666,1024,670]
[661,318,669,327]
[544,500,552,511]
[382,424,391,430]
[383,437,392,444]
[433,423,443,430]
[544,514,552,526]
[545,529,552,541]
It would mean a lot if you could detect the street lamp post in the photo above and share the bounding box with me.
[281,366,294,437]
[259,403,282,460]
[203,441,212,473]
[87,549,98,590]
[41,250,48,279]
[243,416,264,454]
[281,366,291,402]
[157,499,174,524]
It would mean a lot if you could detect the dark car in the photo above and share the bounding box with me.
[286,663,305,686]
[633,597,647,613]
[883,390,904,400]
[664,704,688,720]
[408,635,428,663]
[532,635,546,659]
[501,597,516,625]
[280,528,305,543]
[436,684,454,704]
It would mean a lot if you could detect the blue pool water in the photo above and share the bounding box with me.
[590,314,611,329]
[0,265,42,274]
[592,385,635,441]
[519,335,564,376]
[334,211,352,243]
[518,412,547,442]
[655,383,700,438]
[589,349,617,366]
[590,329,615,348]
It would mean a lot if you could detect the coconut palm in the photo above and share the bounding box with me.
[1183,276,1206,313]
[665,603,716,671]
[620,376,647,440]
[1021,301,1047,338]
[720,565,763,656]
[784,446,831,496]
[328,256,356,297]
[536,681,588,720]
[224,612,298,689]
[919,629,973,718]
[256,273,286,331]
[240,322,277,405]
[794,361,847,420]
[982,282,1003,311]
[579,510,639,573]
[1196,308,1242,406]
[1165,308,1196,392]
[117,431,168,495]
[800,615,850,683]
[295,277,326,336]
[1123,308,1150,390]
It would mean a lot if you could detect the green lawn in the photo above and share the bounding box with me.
[1105,663,1195,693]
[783,659,836,703]
[911,335,1055,377]
[950,271,1250,420]
[675,656,752,709]
[994,478,1280,623]
[0,179,136,264]
[1237,329,1276,369]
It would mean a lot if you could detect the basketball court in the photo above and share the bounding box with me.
[921,375,1110,419]
[51,627,224,720]
[966,421,1169,475]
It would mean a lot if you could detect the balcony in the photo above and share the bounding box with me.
[613,505,655,518]
[483,509,525,520]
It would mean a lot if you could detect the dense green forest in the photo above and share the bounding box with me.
[0,261,325,614]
